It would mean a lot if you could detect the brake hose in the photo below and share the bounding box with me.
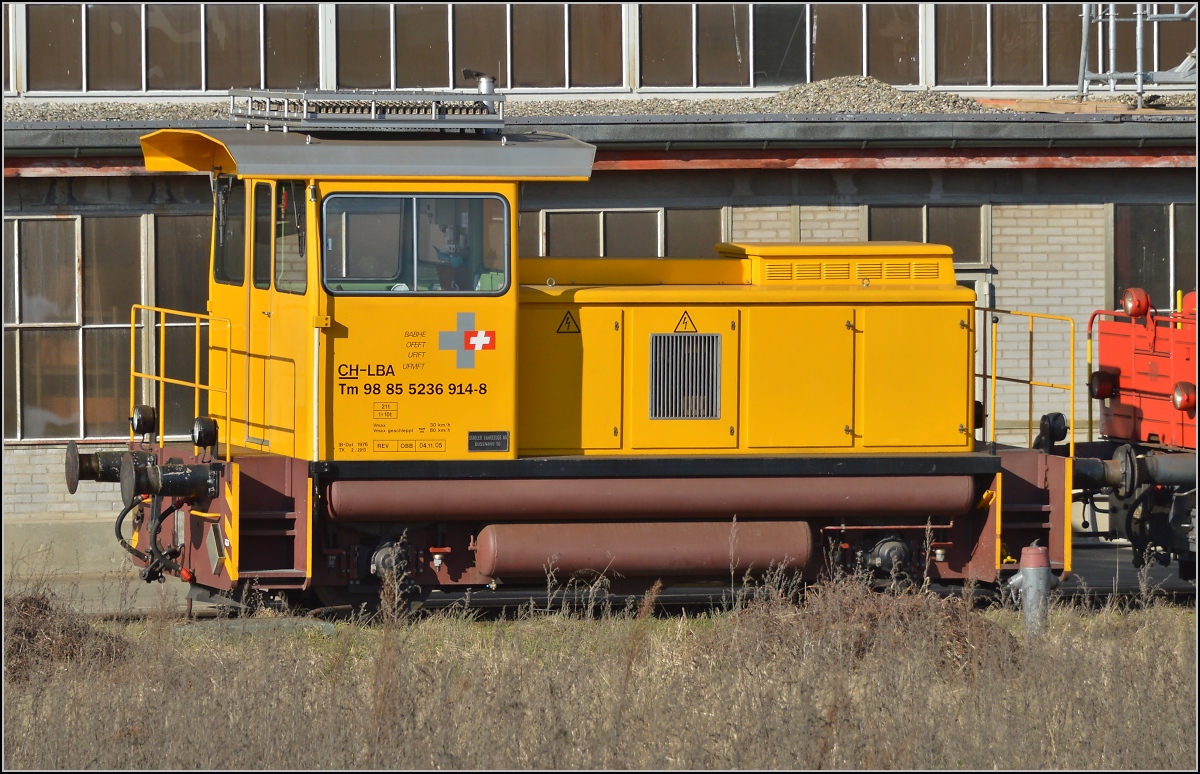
[114,496,149,562]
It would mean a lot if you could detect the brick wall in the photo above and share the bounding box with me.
[3,443,124,523]
[799,205,863,241]
[989,204,1107,441]
[729,205,864,243]
[730,206,794,241]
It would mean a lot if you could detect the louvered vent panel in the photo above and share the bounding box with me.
[824,262,850,279]
[856,263,883,279]
[884,263,911,279]
[764,263,793,281]
[913,262,939,279]
[649,334,722,419]
[794,263,821,280]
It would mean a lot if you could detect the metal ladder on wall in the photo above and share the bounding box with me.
[1077,3,1198,107]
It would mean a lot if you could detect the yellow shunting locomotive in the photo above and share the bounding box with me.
[66,89,1081,608]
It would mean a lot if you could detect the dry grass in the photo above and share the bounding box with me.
[3,571,1195,769]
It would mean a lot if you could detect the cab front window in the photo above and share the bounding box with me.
[322,194,508,294]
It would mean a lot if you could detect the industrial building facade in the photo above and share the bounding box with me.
[2,3,1197,527]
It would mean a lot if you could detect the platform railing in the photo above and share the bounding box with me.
[129,305,232,462]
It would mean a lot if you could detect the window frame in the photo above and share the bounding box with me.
[1110,201,1195,312]
[866,204,992,269]
[532,206,732,258]
[320,192,511,297]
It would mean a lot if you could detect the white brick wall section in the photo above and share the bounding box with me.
[989,204,1107,439]
[731,206,792,242]
[799,206,862,241]
[3,444,126,522]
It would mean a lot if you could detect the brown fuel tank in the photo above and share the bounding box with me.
[474,520,814,578]
[326,475,977,521]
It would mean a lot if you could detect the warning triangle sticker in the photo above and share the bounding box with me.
[557,311,581,333]
[674,311,698,333]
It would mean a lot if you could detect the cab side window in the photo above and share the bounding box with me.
[252,183,272,290]
[213,179,246,286]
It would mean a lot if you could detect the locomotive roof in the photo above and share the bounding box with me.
[139,128,595,181]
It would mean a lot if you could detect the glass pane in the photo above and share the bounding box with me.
[27,4,82,91]
[927,206,981,264]
[454,4,507,88]
[324,197,412,284]
[665,209,721,258]
[640,4,692,87]
[869,206,922,242]
[4,220,14,323]
[163,324,208,436]
[1113,204,1170,310]
[1047,4,1092,85]
[867,4,918,85]
[83,217,141,325]
[83,327,130,437]
[21,329,79,439]
[546,212,600,257]
[569,4,622,87]
[214,180,246,286]
[812,4,863,80]
[265,4,318,90]
[253,183,272,290]
[207,4,260,90]
[396,4,449,88]
[697,4,749,86]
[274,182,308,295]
[518,211,540,258]
[935,4,986,86]
[147,5,201,90]
[4,330,16,439]
[1174,204,1196,307]
[338,4,390,89]
[513,4,564,88]
[1159,17,1198,72]
[992,3,1041,85]
[3,2,8,91]
[754,4,808,87]
[87,4,140,90]
[605,211,659,258]
[157,214,211,312]
[1112,4,1137,74]
[20,219,76,323]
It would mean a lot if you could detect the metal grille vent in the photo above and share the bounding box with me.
[794,263,822,280]
[884,262,911,279]
[649,333,722,419]
[765,263,792,281]
[823,262,850,279]
[856,262,883,279]
[913,262,939,279]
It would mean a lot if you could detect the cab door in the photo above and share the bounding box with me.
[246,181,273,447]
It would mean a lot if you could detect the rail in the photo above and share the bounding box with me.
[129,305,232,462]
[974,307,1077,458]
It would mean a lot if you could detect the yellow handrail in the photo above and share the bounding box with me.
[129,305,233,463]
[974,307,1076,459]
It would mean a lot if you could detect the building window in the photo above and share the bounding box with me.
[512,4,565,88]
[753,4,808,87]
[3,215,211,441]
[812,4,862,82]
[454,3,508,88]
[868,205,985,266]
[337,4,391,90]
[1113,203,1195,312]
[395,4,450,89]
[569,4,622,87]
[531,208,725,259]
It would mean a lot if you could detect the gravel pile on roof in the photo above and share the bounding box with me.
[4,77,1011,124]
[1054,92,1197,107]
[506,76,1013,116]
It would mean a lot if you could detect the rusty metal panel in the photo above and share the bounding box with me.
[570,4,622,87]
[867,4,919,85]
[454,3,507,88]
[207,4,261,90]
[337,4,391,89]
[513,3,565,88]
[147,4,202,90]
[27,4,82,91]
[812,3,863,81]
[697,4,750,87]
[991,3,1042,86]
[640,4,693,87]
[396,4,450,89]
[265,4,318,90]
[936,4,986,86]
